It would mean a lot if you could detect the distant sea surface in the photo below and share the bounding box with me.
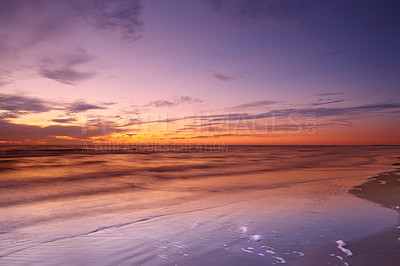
[0,145,399,265]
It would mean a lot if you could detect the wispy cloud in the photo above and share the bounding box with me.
[0,111,27,119]
[0,119,103,143]
[0,0,143,45]
[70,0,143,40]
[39,69,96,85]
[134,101,400,128]
[201,0,356,28]
[0,92,108,116]
[51,118,78,124]
[319,48,349,58]
[146,100,177,108]
[311,99,348,106]
[315,92,344,96]
[232,100,278,109]
[212,72,236,81]
[210,71,244,82]
[0,71,13,87]
[144,96,204,108]
[0,93,52,112]
[0,0,143,86]
[292,71,309,76]
[39,48,97,85]
[67,102,105,113]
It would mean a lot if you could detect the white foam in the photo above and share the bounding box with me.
[336,240,353,256]
[336,255,343,261]
[247,247,254,250]
[273,256,286,264]
[240,226,248,233]
[338,246,353,256]
[157,254,169,260]
[293,251,305,257]
[343,262,349,266]
[258,253,265,256]
[249,234,262,241]
[262,245,274,249]
[265,250,276,255]
[336,240,347,247]
[241,248,253,254]
[379,180,387,185]
[172,243,188,249]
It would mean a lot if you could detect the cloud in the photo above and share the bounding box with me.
[201,0,351,28]
[268,102,400,118]
[319,48,349,58]
[315,92,344,96]
[0,0,143,85]
[0,1,74,59]
[232,100,278,109]
[0,71,13,87]
[292,72,309,76]
[0,111,27,119]
[210,71,244,82]
[102,102,115,106]
[134,101,400,130]
[190,135,212,139]
[212,72,236,81]
[0,93,52,112]
[144,96,204,108]
[39,69,96,85]
[152,101,400,127]
[146,100,177,108]
[38,48,97,85]
[70,0,143,40]
[51,118,78,124]
[67,102,105,113]
[0,92,108,115]
[179,96,204,104]
[0,119,102,143]
[0,0,143,44]
[311,99,348,106]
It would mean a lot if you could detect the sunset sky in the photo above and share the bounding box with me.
[0,0,399,144]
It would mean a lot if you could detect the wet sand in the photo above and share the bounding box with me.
[295,167,400,265]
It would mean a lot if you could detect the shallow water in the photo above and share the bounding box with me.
[0,145,399,265]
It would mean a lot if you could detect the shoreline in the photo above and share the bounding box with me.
[294,165,400,265]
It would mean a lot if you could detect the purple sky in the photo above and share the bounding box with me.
[0,0,399,144]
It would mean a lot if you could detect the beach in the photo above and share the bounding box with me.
[0,145,399,265]
[295,169,400,265]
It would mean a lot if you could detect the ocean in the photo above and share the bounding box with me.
[0,145,399,265]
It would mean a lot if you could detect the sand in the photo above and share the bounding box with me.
[295,168,400,265]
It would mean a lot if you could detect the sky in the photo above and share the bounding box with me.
[0,0,399,145]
